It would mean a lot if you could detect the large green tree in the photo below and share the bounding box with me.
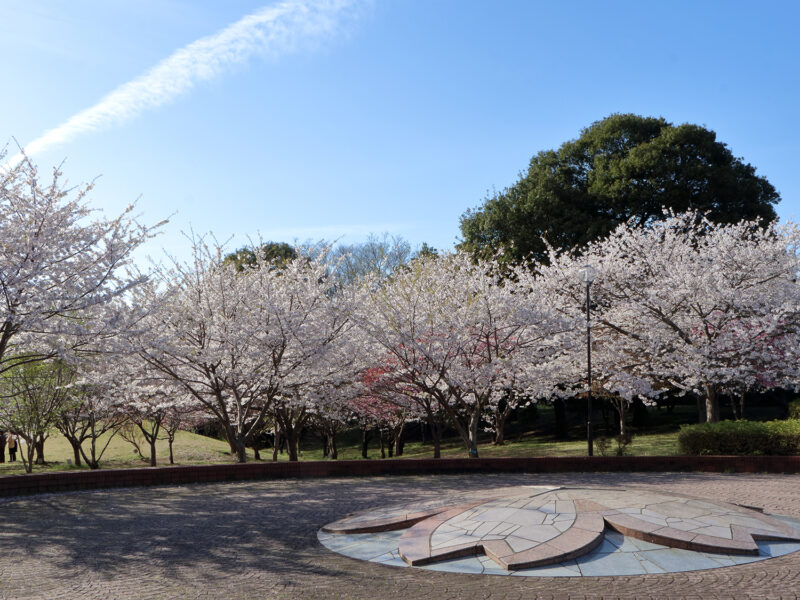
[459,114,780,265]
[224,241,297,271]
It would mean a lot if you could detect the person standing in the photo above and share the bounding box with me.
[7,433,17,462]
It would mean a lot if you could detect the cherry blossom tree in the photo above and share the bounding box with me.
[112,360,190,467]
[357,253,574,458]
[0,359,74,472]
[350,364,423,457]
[253,249,363,462]
[270,317,365,462]
[163,406,208,465]
[482,386,531,446]
[54,356,128,469]
[0,151,161,375]
[538,211,800,425]
[306,372,369,460]
[352,351,447,458]
[0,151,161,469]
[309,398,352,460]
[133,239,362,462]
[131,241,276,463]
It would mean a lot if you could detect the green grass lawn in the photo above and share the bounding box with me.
[0,396,787,475]
[294,430,680,461]
[402,431,679,459]
[0,425,681,476]
[0,427,258,476]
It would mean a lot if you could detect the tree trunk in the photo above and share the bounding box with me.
[386,429,394,458]
[734,391,746,420]
[80,443,101,469]
[393,423,404,457]
[437,394,474,456]
[468,411,480,458]
[35,437,45,465]
[23,443,34,473]
[493,414,506,446]
[329,434,338,460]
[379,433,386,459]
[71,441,82,466]
[82,430,101,469]
[228,438,238,456]
[696,394,707,423]
[430,420,441,459]
[233,432,247,463]
[285,427,299,462]
[361,426,370,459]
[705,384,720,423]
[236,444,247,463]
[272,428,280,462]
[222,421,238,456]
[616,401,627,441]
[0,433,5,463]
[168,437,175,465]
[493,398,513,445]
[148,439,157,467]
[322,433,330,458]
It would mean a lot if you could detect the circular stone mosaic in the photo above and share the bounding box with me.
[318,486,800,576]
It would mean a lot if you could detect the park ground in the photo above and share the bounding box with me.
[0,399,790,476]
[0,471,798,599]
[0,403,698,476]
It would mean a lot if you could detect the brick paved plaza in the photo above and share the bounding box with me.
[0,472,798,599]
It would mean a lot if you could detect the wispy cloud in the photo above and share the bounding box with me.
[3,0,363,169]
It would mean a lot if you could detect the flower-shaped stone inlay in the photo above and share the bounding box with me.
[322,486,800,571]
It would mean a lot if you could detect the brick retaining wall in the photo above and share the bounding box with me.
[0,455,798,498]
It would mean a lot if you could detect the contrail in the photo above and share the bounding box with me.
[3,0,362,169]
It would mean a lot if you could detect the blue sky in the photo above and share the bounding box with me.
[2,0,798,263]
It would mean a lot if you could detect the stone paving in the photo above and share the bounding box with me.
[318,487,800,575]
[318,525,800,578]
[0,472,799,599]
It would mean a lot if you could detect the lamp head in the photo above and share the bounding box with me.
[578,264,597,284]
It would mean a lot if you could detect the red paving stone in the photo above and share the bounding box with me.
[329,486,800,570]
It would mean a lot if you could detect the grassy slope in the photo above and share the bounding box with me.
[0,427,258,476]
[2,389,788,474]
[0,425,681,476]
[1,400,700,474]
[294,431,680,461]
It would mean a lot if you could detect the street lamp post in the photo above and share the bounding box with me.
[578,264,597,457]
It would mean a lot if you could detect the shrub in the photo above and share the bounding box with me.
[677,419,800,456]
[789,400,800,420]
[594,435,631,456]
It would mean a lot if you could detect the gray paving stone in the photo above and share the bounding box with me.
[422,556,484,574]
[0,471,797,599]
[644,548,723,572]
[577,551,646,576]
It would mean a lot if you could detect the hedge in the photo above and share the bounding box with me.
[678,419,800,456]
[789,400,800,420]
